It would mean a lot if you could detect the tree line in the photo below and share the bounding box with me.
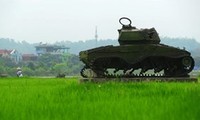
[1,37,200,55]
[0,53,84,77]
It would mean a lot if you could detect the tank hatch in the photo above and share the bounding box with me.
[118,17,160,45]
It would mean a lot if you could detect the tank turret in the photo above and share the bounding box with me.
[118,17,160,45]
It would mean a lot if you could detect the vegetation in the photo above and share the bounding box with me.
[194,57,200,68]
[0,54,84,77]
[0,77,199,120]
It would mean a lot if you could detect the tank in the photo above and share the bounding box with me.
[79,17,194,78]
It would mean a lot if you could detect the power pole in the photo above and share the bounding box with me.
[95,26,98,47]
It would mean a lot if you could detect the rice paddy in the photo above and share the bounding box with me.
[0,77,199,120]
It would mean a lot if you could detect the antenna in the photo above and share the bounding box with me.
[95,26,98,47]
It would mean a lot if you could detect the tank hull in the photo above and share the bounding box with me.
[80,44,190,65]
[80,44,194,78]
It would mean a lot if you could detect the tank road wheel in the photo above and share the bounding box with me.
[181,56,194,73]
[163,59,179,77]
[80,66,97,78]
[164,56,194,77]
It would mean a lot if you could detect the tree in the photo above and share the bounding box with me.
[53,63,68,74]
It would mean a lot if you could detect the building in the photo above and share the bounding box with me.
[22,54,38,61]
[0,49,11,57]
[0,49,22,63]
[35,43,69,56]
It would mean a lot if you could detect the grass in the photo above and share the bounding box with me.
[0,77,200,120]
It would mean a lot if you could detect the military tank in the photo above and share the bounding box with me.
[79,17,194,78]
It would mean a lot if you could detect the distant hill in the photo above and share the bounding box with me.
[160,37,200,57]
[55,37,200,56]
[0,37,200,57]
[54,39,119,55]
[0,38,36,54]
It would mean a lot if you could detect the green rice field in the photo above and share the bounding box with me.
[0,77,200,120]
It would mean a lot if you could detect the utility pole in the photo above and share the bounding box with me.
[95,26,98,47]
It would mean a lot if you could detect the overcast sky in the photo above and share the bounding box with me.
[0,0,200,43]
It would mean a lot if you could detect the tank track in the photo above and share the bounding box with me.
[80,56,194,78]
[80,66,190,78]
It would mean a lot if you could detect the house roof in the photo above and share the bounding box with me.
[0,49,12,54]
